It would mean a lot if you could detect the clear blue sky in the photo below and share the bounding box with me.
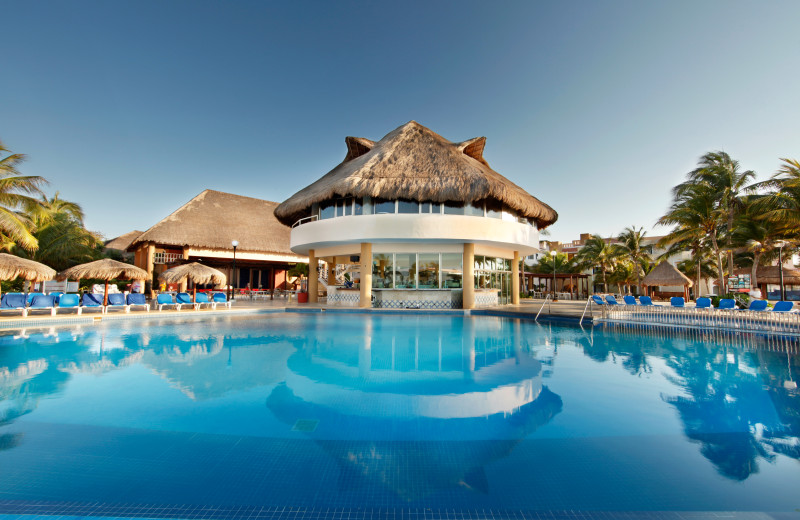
[3,0,799,242]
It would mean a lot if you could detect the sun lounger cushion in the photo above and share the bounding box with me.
[696,297,712,309]
[196,293,210,304]
[591,295,606,305]
[26,292,44,305]
[176,293,193,305]
[748,300,768,311]
[670,297,685,307]
[156,293,174,305]
[623,295,637,305]
[639,296,653,306]
[58,294,80,308]
[212,292,228,303]
[772,301,796,313]
[127,293,147,305]
[605,295,620,305]
[107,293,126,306]
[1,293,27,309]
[30,294,57,309]
[718,298,736,310]
[82,293,104,307]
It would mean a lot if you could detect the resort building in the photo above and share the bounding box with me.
[274,121,557,309]
[129,190,306,293]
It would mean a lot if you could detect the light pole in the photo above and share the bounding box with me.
[776,241,786,301]
[231,240,239,301]
[550,250,557,301]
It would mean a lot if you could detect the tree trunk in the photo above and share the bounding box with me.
[710,232,725,295]
[695,251,702,299]
[751,251,761,290]
[602,269,608,293]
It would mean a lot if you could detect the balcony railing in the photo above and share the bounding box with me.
[153,252,183,265]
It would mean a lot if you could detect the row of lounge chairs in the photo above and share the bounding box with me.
[0,291,233,317]
[592,294,797,313]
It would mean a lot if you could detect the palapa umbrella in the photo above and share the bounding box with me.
[0,253,56,299]
[158,262,226,303]
[59,259,149,306]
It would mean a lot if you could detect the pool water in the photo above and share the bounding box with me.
[0,313,798,516]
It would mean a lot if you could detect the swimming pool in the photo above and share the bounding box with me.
[0,312,798,518]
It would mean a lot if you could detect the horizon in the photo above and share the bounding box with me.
[4,0,799,244]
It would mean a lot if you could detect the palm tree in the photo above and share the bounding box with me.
[676,258,718,296]
[754,158,800,238]
[616,226,651,294]
[0,141,48,251]
[608,261,637,295]
[574,235,620,293]
[730,196,789,289]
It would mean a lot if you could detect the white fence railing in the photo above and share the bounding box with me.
[153,252,182,265]
[599,304,800,336]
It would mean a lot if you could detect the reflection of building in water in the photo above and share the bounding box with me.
[267,317,562,500]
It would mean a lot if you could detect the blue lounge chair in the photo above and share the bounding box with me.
[639,296,653,306]
[176,292,199,310]
[49,292,64,304]
[195,292,213,309]
[748,300,768,311]
[695,297,712,310]
[26,292,44,305]
[670,297,685,308]
[156,293,181,311]
[718,298,736,310]
[82,293,106,313]
[57,293,81,314]
[126,293,149,312]
[29,294,57,316]
[1,293,28,317]
[623,295,638,305]
[591,295,606,305]
[106,293,127,313]
[605,295,620,305]
[212,292,232,309]
[772,301,797,313]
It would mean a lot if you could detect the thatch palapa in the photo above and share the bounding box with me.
[159,262,226,303]
[60,259,149,306]
[0,253,56,283]
[274,121,558,229]
[642,261,693,287]
[104,230,143,252]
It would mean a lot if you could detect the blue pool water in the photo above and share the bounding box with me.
[0,312,798,517]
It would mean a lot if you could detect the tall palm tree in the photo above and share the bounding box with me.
[0,141,48,251]
[616,226,651,294]
[730,195,789,289]
[754,158,800,238]
[574,235,620,293]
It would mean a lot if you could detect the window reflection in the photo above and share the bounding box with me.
[395,254,416,288]
[418,253,439,288]
[442,253,462,288]
[372,254,393,289]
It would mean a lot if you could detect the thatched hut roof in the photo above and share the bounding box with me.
[59,259,149,281]
[130,190,295,255]
[642,261,693,287]
[159,262,227,286]
[0,253,56,282]
[274,121,558,228]
[104,230,143,252]
[734,266,800,285]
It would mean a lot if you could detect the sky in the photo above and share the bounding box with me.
[3,0,799,243]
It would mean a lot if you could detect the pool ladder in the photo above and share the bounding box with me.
[534,294,552,321]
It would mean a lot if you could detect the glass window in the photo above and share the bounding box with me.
[395,253,416,289]
[432,202,441,214]
[443,201,463,215]
[418,253,439,288]
[474,255,486,271]
[397,199,419,214]
[354,197,363,216]
[465,202,484,217]
[442,253,462,289]
[420,202,432,213]
[320,201,335,220]
[341,198,353,216]
[374,198,395,214]
[501,258,511,271]
[372,254,393,289]
[486,199,502,219]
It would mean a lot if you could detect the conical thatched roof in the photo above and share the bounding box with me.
[0,253,56,282]
[274,121,558,228]
[734,266,800,284]
[130,190,295,255]
[59,259,149,281]
[104,230,143,252]
[159,262,227,285]
[642,261,693,287]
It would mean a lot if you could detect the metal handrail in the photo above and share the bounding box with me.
[579,297,595,325]
[535,294,552,321]
[292,215,319,228]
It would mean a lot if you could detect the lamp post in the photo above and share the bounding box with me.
[776,241,786,301]
[550,250,558,301]
[231,240,239,301]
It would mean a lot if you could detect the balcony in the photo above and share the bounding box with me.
[153,252,183,265]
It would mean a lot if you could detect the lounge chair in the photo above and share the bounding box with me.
[29,294,57,316]
[772,301,797,313]
[670,297,685,308]
[717,298,736,310]
[156,293,181,311]
[1,293,28,317]
[211,292,232,309]
[605,295,621,305]
[81,293,106,313]
[748,300,768,312]
[105,293,127,313]
[695,297,712,310]
[26,292,44,306]
[623,295,638,305]
[176,292,199,310]
[57,293,82,314]
[126,293,149,312]
[194,292,213,309]
[639,296,653,306]
[591,295,606,305]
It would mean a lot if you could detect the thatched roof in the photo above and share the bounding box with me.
[0,253,56,282]
[130,190,295,255]
[274,121,558,228]
[104,230,143,252]
[159,262,227,285]
[734,266,800,284]
[59,259,149,281]
[642,261,693,287]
